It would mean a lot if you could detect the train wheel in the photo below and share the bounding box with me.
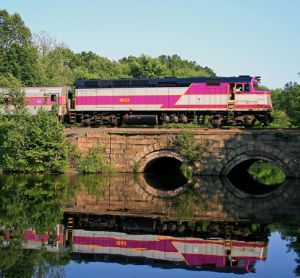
[243,115,256,128]
[210,115,223,128]
[82,115,91,127]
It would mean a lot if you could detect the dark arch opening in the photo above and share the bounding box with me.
[143,157,188,191]
[228,159,286,195]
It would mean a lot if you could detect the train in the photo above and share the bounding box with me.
[8,75,273,128]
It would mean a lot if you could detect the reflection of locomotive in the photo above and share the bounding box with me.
[20,76,272,127]
[64,214,268,273]
[71,229,267,273]
[0,225,64,252]
[0,215,268,274]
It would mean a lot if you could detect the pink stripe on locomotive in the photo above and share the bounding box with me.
[25,96,66,106]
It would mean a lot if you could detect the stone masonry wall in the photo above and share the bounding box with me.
[65,128,300,178]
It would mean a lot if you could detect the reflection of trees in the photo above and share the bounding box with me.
[0,241,36,278]
[0,241,69,278]
[0,174,72,277]
[0,175,70,233]
[172,188,203,222]
[275,220,300,276]
[70,174,110,199]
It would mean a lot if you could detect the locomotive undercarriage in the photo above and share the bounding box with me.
[209,111,273,128]
[73,111,272,128]
[64,213,267,240]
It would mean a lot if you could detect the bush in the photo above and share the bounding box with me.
[76,146,112,174]
[171,131,205,162]
[0,109,68,173]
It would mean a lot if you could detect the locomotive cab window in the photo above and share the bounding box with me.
[236,84,243,93]
[51,94,57,102]
[244,83,250,92]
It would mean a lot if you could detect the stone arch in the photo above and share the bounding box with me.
[221,143,292,177]
[134,149,191,173]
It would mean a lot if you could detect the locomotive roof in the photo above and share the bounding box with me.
[75,76,254,89]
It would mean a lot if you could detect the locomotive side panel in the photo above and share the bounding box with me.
[235,90,272,111]
[75,83,231,112]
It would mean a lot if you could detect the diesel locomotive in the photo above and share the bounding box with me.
[19,75,273,128]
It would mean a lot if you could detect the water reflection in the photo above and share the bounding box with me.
[68,217,268,274]
[143,173,188,191]
[65,174,300,222]
[0,173,299,277]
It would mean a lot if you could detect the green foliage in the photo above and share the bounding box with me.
[247,161,286,185]
[0,74,25,108]
[76,146,112,174]
[119,54,215,79]
[158,54,216,77]
[180,163,193,179]
[0,242,69,278]
[0,109,68,173]
[0,175,70,233]
[270,110,292,128]
[0,10,41,86]
[70,174,111,199]
[272,220,300,276]
[120,55,169,78]
[133,162,141,173]
[0,174,73,277]
[271,82,300,127]
[173,190,198,221]
[171,131,205,162]
[0,246,36,278]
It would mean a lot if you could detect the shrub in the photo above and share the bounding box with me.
[76,146,112,174]
[0,109,68,173]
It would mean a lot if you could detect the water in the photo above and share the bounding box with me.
[0,173,300,277]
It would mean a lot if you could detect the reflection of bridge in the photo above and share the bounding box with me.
[66,128,300,178]
[64,174,300,223]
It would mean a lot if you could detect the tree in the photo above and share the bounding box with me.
[74,51,123,80]
[0,109,68,173]
[272,83,300,127]
[0,10,41,86]
[159,54,216,77]
[0,74,25,108]
[119,55,169,78]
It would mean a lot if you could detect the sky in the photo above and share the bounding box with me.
[0,0,299,88]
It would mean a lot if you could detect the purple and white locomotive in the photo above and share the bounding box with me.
[73,75,272,127]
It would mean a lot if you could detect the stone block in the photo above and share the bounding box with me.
[77,136,87,143]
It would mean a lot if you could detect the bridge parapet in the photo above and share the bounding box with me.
[66,128,300,178]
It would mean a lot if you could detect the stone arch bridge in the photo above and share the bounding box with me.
[66,128,300,178]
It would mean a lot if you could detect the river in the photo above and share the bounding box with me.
[0,173,299,277]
